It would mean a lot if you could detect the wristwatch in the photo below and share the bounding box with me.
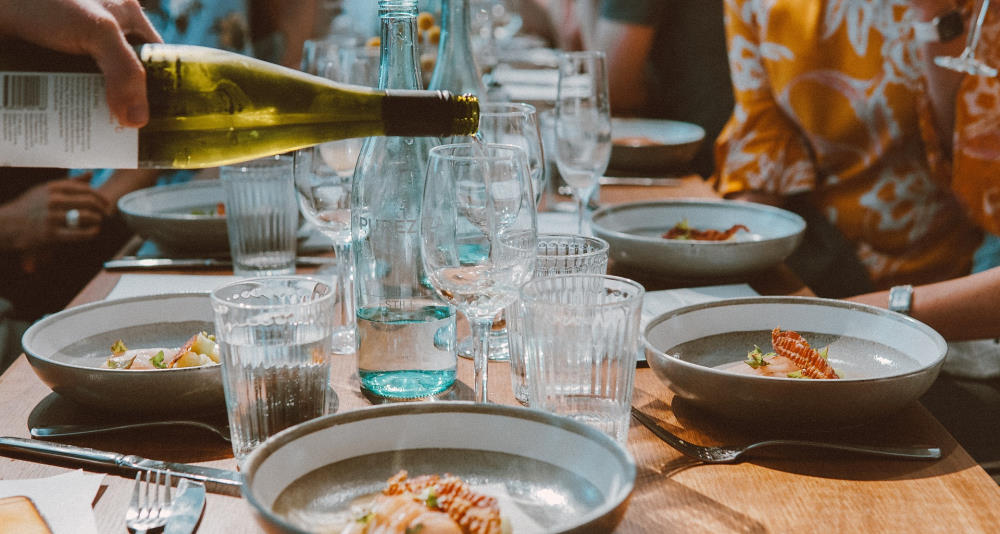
[888,285,914,315]
[913,8,967,43]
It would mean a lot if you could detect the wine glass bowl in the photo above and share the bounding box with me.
[421,143,537,403]
[554,50,611,233]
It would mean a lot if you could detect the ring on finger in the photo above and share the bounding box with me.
[65,208,81,229]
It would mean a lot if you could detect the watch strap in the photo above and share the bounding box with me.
[888,284,914,315]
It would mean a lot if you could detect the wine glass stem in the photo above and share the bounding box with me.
[471,317,493,403]
[969,0,991,53]
[575,192,586,234]
[333,241,356,334]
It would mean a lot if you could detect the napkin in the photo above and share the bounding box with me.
[942,338,1000,379]
[105,274,241,300]
[641,284,760,329]
[0,470,104,534]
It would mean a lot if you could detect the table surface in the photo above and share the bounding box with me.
[3,177,1000,533]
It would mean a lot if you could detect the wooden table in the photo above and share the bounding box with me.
[2,177,1000,533]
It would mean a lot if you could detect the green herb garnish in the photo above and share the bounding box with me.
[744,345,774,369]
[110,339,127,355]
[150,350,167,369]
[786,371,811,379]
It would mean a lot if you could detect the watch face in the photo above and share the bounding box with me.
[938,10,965,42]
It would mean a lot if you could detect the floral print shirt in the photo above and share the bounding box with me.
[714,0,995,288]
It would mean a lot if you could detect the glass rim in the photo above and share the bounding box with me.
[210,275,334,309]
[535,233,610,258]
[519,273,644,306]
[479,102,537,117]
[429,142,528,162]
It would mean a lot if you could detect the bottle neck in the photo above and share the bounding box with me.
[430,0,485,96]
[377,2,423,90]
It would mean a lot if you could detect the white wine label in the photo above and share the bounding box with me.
[0,71,139,168]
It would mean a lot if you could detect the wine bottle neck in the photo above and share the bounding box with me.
[377,2,423,90]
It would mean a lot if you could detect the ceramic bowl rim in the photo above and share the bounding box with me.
[241,401,637,534]
[642,295,948,384]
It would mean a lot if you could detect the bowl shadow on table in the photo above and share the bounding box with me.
[626,450,767,534]
[632,392,959,482]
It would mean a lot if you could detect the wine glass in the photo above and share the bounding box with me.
[935,0,998,76]
[293,45,379,353]
[554,50,611,233]
[420,143,537,402]
[457,102,546,362]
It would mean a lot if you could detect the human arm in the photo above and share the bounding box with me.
[593,17,654,116]
[0,0,162,127]
[712,0,817,199]
[847,267,1000,340]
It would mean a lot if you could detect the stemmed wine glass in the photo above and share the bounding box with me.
[293,45,380,353]
[935,0,998,76]
[554,50,611,233]
[457,102,546,362]
[420,143,537,402]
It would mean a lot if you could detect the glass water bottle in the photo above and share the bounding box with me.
[352,0,460,399]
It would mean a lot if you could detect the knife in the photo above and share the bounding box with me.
[165,479,207,534]
[0,436,241,487]
[104,256,335,270]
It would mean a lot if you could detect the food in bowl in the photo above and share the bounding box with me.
[186,202,225,216]
[613,136,665,148]
[105,331,219,370]
[278,470,510,534]
[716,327,840,379]
[662,219,751,241]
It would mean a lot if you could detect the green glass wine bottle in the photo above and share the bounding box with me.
[0,40,478,169]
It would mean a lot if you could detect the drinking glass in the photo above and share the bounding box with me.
[554,50,611,233]
[458,101,546,362]
[294,45,379,353]
[219,155,298,277]
[211,276,337,464]
[420,143,537,403]
[935,0,997,77]
[507,233,610,405]
[519,274,644,444]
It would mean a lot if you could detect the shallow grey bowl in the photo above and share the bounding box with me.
[590,199,806,278]
[118,180,228,253]
[609,118,705,172]
[643,296,947,428]
[21,293,224,416]
[243,402,636,534]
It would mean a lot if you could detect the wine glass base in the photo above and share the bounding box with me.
[457,330,511,362]
[934,55,998,77]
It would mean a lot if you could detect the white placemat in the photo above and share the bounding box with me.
[105,274,241,300]
[0,470,104,534]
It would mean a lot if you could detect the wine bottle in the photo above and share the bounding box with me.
[352,0,457,400]
[0,40,479,169]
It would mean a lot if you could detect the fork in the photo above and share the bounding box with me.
[126,470,173,534]
[630,407,941,463]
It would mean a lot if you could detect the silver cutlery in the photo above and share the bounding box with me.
[164,478,206,534]
[0,436,242,486]
[31,420,231,442]
[126,470,172,534]
[104,256,334,270]
[630,407,942,463]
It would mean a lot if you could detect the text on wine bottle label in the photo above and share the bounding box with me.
[0,72,138,168]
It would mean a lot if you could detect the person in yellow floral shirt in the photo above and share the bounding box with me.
[714,0,1000,295]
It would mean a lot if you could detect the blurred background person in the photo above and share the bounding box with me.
[593,0,733,178]
[713,0,999,298]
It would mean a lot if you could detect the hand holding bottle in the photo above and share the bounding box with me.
[0,0,162,127]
